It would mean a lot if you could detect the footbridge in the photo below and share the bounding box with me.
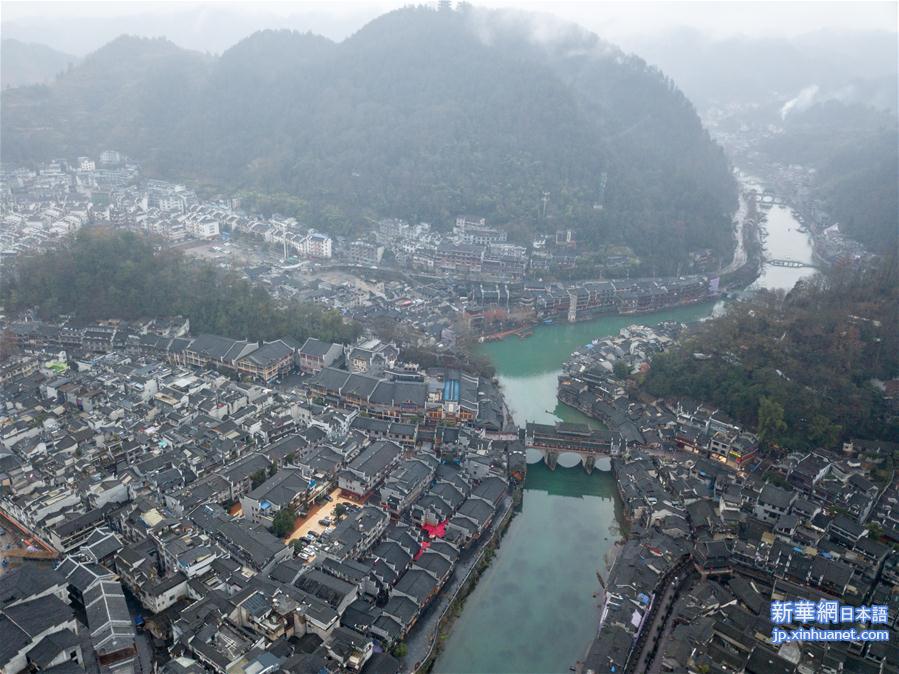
[750,192,787,205]
[766,258,815,268]
[524,422,621,473]
[765,259,815,269]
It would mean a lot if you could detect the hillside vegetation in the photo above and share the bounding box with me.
[1,228,361,345]
[644,258,899,450]
[0,6,737,273]
[759,101,898,254]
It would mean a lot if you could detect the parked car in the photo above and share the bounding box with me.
[318,517,332,526]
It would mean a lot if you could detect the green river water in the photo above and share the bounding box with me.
[432,301,716,674]
[433,203,815,673]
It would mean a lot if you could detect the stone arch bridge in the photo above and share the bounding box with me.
[524,422,622,473]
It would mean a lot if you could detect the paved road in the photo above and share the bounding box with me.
[135,632,155,674]
[720,191,751,275]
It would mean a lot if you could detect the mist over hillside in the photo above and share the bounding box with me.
[1,38,77,88]
[0,6,739,272]
[626,28,898,113]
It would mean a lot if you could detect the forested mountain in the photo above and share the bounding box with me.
[815,135,898,255]
[644,258,899,452]
[1,39,77,88]
[758,101,898,254]
[0,6,737,272]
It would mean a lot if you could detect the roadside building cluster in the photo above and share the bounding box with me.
[0,157,333,262]
[579,440,899,673]
[557,324,761,468]
[0,317,520,674]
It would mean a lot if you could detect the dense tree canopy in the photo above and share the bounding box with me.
[643,257,899,450]
[1,228,361,345]
[0,6,737,273]
[271,507,297,538]
[758,101,898,254]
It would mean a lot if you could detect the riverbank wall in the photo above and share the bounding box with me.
[414,489,520,674]
[574,457,694,673]
[720,202,764,290]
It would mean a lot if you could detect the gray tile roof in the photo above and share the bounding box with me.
[26,628,80,668]
[348,441,402,478]
[83,580,134,656]
[0,614,30,668]
[0,562,66,609]
[4,595,73,638]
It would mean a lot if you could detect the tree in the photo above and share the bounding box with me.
[391,642,408,658]
[809,415,841,449]
[757,396,787,447]
[250,469,268,489]
[334,503,348,520]
[0,13,740,274]
[644,257,898,451]
[612,359,631,380]
[271,507,296,538]
[1,229,362,346]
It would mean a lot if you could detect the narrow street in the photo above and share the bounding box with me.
[627,558,693,674]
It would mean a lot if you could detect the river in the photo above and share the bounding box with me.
[751,204,818,291]
[432,204,815,674]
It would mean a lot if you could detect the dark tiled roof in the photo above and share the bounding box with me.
[300,338,339,357]
[348,441,402,478]
[241,340,295,367]
[4,595,73,638]
[26,628,80,668]
[0,562,66,609]
[0,614,30,668]
[187,334,243,360]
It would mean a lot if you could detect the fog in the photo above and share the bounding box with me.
[3,1,896,56]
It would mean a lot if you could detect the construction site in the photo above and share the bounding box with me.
[0,510,59,575]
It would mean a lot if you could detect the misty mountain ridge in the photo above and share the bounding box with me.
[1,38,77,88]
[629,27,898,113]
[758,100,897,254]
[0,4,383,55]
[1,6,738,271]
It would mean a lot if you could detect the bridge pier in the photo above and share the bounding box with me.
[545,451,559,471]
[584,454,596,474]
